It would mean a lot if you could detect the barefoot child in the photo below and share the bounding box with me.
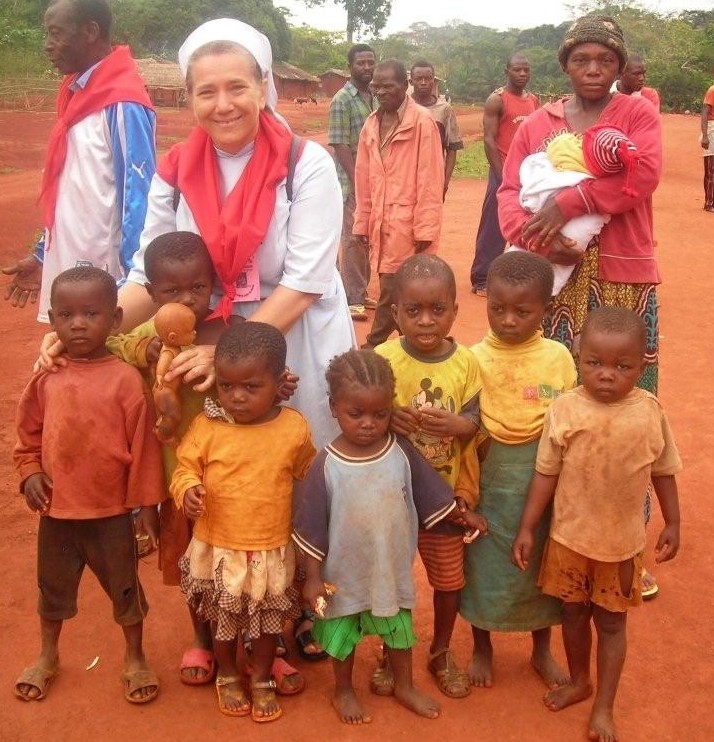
[171,321,316,723]
[375,254,483,699]
[293,349,486,724]
[460,251,576,689]
[512,307,681,742]
[13,267,163,704]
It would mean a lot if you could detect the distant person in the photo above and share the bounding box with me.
[701,74,714,212]
[2,0,155,322]
[611,55,661,110]
[410,60,464,198]
[354,60,444,349]
[328,44,377,321]
[470,54,539,295]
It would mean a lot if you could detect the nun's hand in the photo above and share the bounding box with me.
[165,344,216,392]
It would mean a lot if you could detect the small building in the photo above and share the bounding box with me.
[320,69,350,99]
[273,62,320,101]
[135,57,185,107]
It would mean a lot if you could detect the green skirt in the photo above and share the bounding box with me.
[460,439,561,632]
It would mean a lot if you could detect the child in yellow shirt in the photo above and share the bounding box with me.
[460,251,576,690]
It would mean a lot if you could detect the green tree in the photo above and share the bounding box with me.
[300,0,392,42]
[288,25,347,73]
[113,0,291,60]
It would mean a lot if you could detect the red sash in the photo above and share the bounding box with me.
[40,46,153,231]
[158,110,293,322]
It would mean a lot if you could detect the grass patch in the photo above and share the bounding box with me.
[453,141,489,179]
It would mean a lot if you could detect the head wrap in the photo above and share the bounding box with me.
[558,15,627,72]
[178,18,278,109]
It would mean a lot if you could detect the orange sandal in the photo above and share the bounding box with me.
[215,675,250,717]
[251,679,283,723]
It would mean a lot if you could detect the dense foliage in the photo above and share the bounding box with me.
[1,0,713,111]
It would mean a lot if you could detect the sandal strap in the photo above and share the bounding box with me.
[300,608,317,623]
[252,679,277,691]
[215,675,242,687]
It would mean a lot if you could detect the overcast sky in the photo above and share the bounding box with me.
[278,0,712,36]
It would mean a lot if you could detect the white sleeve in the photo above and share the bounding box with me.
[280,141,343,295]
[126,173,177,285]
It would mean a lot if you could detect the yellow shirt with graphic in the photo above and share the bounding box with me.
[470,330,577,444]
[376,338,481,501]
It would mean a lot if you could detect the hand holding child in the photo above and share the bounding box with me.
[33,331,67,374]
[276,368,299,402]
[183,485,206,519]
[22,472,53,514]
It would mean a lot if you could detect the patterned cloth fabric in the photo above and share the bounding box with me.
[328,80,376,197]
[542,241,659,393]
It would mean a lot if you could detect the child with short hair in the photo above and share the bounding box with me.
[374,254,483,699]
[13,267,164,705]
[293,349,486,724]
[107,231,221,686]
[109,232,303,691]
[460,251,577,689]
[170,321,316,723]
[512,306,681,742]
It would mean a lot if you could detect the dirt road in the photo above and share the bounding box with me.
[0,105,710,741]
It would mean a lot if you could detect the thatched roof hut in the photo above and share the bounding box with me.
[135,58,186,107]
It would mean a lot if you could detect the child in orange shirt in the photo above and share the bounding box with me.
[171,321,316,723]
[13,267,163,705]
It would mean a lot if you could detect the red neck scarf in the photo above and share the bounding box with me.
[158,110,293,322]
[40,46,153,231]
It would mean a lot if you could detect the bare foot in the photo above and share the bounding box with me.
[468,647,493,688]
[544,680,593,711]
[588,706,619,741]
[394,685,440,719]
[333,688,372,724]
[531,649,569,688]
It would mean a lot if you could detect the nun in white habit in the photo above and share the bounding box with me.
[121,18,355,449]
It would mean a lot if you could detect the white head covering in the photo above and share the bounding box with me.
[178,18,278,110]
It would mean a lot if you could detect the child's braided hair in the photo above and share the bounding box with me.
[326,349,395,400]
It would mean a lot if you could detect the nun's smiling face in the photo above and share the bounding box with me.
[189,50,267,154]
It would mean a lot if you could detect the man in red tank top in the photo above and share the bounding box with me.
[470,54,539,294]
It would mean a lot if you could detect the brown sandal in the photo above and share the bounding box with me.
[427,648,471,699]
